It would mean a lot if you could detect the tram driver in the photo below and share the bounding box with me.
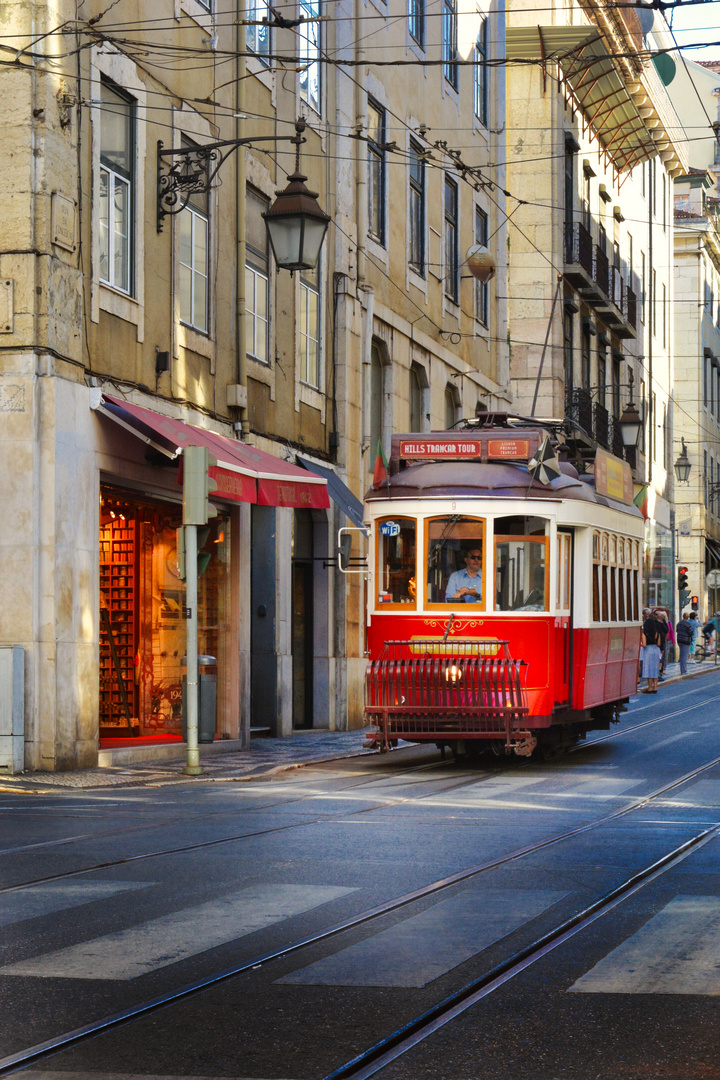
[445,547,483,602]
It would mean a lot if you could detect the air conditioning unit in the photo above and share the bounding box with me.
[0,647,24,773]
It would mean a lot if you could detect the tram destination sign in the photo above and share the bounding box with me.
[593,447,634,505]
[397,435,538,462]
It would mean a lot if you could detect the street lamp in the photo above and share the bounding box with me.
[674,437,692,483]
[617,400,642,448]
[157,119,329,272]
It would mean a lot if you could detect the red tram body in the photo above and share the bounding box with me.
[362,423,643,757]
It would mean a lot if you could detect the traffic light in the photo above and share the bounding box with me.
[691,595,699,607]
[176,525,213,581]
[678,566,689,592]
[183,445,218,525]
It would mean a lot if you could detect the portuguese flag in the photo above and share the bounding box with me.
[633,483,649,520]
[373,439,389,491]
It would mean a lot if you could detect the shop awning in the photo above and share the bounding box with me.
[296,455,366,528]
[506,26,686,175]
[94,394,330,510]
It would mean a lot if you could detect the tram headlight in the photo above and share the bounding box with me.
[444,663,463,683]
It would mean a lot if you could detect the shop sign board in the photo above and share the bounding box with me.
[594,448,634,505]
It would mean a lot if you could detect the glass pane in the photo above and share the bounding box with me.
[378,519,416,605]
[179,263,192,324]
[101,83,132,175]
[307,289,318,343]
[495,540,546,611]
[246,187,270,258]
[193,269,207,332]
[113,176,129,292]
[194,213,208,271]
[426,517,484,605]
[99,168,110,281]
[179,211,193,267]
[256,271,267,321]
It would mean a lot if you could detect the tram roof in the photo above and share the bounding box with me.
[365,460,642,519]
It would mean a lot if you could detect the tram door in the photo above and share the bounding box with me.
[556,530,573,706]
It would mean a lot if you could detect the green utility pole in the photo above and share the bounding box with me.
[181,445,217,776]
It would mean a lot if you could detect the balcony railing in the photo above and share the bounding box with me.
[566,387,593,437]
[565,221,593,278]
[593,401,610,449]
[594,247,610,297]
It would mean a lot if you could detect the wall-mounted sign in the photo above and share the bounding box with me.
[594,448,634,505]
[399,439,481,460]
[380,521,401,536]
[486,438,531,461]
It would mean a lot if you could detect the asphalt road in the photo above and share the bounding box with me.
[3,671,720,1079]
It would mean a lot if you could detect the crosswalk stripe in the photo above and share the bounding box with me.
[569,895,720,995]
[1,884,355,981]
[279,888,566,988]
[0,882,151,928]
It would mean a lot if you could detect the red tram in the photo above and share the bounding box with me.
[363,419,643,758]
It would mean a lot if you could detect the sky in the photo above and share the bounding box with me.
[668,0,720,61]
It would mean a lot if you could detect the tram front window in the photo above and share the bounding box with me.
[426,516,485,606]
[495,516,548,612]
[377,518,416,605]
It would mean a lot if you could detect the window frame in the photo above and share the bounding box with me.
[424,515,487,611]
[246,186,271,364]
[473,17,488,125]
[299,264,321,388]
[474,205,489,326]
[367,99,386,246]
[245,0,270,61]
[442,0,458,90]
[376,516,418,611]
[408,139,426,277]
[408,0,425,49]
[444,176,459,304]
[298,0,321,115]
[98,80,135,297]
[494,532,550,613]
[178,201,209,334]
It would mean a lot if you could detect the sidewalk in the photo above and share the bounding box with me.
[0,728,375,791]
[5,659,720,792]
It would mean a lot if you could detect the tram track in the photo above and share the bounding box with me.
[3,728,720,1075]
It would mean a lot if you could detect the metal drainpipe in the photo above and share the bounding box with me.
[235,4,249,438]
[354,2,367,288]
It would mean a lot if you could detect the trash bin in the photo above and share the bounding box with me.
[181,655,217,744]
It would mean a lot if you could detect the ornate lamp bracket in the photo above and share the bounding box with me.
[157,120,307,232]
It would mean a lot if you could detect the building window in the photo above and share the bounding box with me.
[178,138,209,334]
[640,251,646,324]
[408,0,424,48]
[662,282,666,347]
[563,308,574,388]
[474,17,488,125]
[581,168,591,232]
[408,140,425,276]
[564,145,575,225]
[370,343,386,473]
[298,0,321,114]
[246,0,270,59]
[581,320,591,388]
[299,264,321,388]
[652,268,657,337]
[246,187,270,363]
[475,206,489,326]
[444,177,459,303]
[442,0,458,90]
[99,81,134,295]
[445,382,459,428]
[367,100,386,246]
[410,362,426,430]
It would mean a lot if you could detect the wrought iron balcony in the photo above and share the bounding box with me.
[564,221,594,281]
[593,401,610,449]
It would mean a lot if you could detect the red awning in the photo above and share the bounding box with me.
[94,395,330,510]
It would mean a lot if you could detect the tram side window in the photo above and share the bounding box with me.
[426,516,485,605]
[377,518,416,606]
[494,516,548,611]
[592,532,600,621]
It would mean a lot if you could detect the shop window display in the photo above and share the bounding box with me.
[99,489,230,739]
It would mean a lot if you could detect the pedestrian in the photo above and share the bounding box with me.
[701,613,719,659]
[641,610,663,693]
[688,610,701,656]
[676,613,694,675]
[655,609,670,680]
[639,607,651,681]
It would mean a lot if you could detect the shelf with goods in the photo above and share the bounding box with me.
[99,516,139,734]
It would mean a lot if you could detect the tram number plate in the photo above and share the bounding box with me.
[380,522,401,537]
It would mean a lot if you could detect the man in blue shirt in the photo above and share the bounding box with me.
[445,548,483,602]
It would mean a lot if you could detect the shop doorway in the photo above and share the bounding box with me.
[292,509,315,728]
[99,488,230,741]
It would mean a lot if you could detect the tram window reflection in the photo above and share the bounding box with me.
[426,516,485,606]
[377,518,416,606]
[494,517,548,612]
